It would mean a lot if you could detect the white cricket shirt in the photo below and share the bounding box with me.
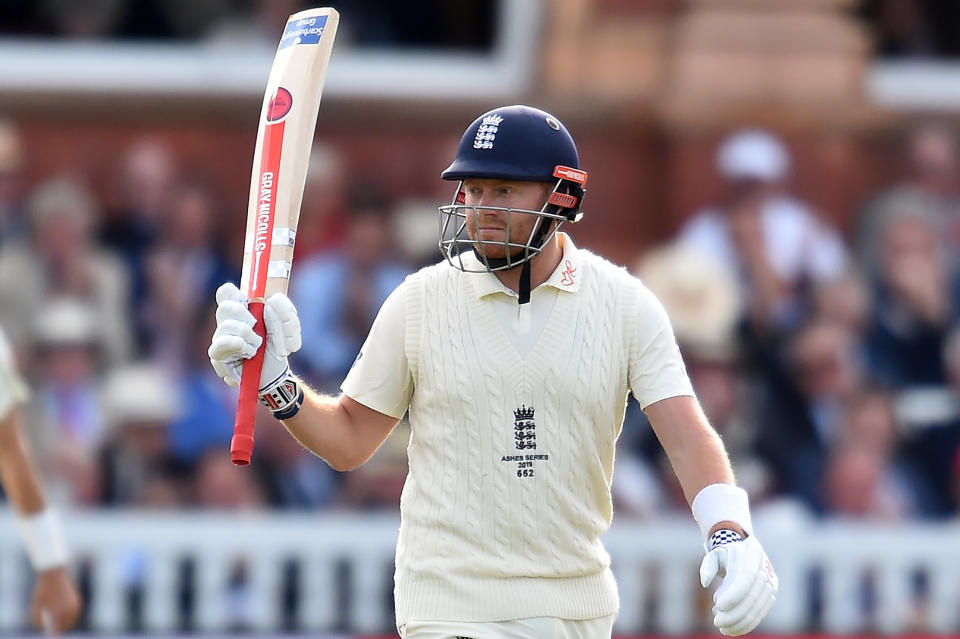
[342,234,694,625]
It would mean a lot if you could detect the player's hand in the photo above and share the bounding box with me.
[208,282,302,389]
[30,566,82,635]
[699,535,777,636]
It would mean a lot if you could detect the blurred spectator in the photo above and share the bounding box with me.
[392,134,466,269]
[141,180,236,369]
[97,363,184,506]
[857,123,960,275]
[865,193,958,388]
[290,184,409,391]
[811,268,872,337]
[634,242,741,360]
[246,411,339,510]
[755,318,864,511]
[830,390,932,518]
[823,446,904,520]
[294,143,349,257]
[817,389,934,632]
[99,138,177,352]
[100,138,175,253]
[898,326,960,514]
[0,176,133,363]
[677,129,848,330]
[193,450,265,510]
[22,298,105,506]
[0,119,26,245]
[167,302,237,467]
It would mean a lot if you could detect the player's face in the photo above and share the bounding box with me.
[461,178,551,260]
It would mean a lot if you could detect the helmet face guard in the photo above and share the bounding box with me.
[438,165,587,272]
[438,105,588,274]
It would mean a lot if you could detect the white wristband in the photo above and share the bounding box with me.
[13,509,70,571]
[691,483,753,545]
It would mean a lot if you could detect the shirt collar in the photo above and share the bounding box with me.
[467,232,582,299]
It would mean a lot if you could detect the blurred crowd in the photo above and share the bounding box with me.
[619,123,960,524]
[1,115,960,527]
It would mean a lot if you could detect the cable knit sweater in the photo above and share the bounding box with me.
[341,235,693,625]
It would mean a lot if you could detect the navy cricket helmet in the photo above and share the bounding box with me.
[438,105,588,279]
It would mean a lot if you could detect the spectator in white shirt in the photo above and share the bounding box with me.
[678,129,848,330]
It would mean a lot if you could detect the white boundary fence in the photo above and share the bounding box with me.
[1,508,959,635]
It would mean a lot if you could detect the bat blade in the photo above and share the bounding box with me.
[232,8,340,466]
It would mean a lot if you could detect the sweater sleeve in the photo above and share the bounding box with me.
[628,284,695,409]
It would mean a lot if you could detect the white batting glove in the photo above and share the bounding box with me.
[700,533,778,636]
[208,282,302,390]
[0,327,27,420]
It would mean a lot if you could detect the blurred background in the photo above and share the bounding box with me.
[1,0,960,636]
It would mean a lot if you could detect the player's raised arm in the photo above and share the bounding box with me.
[208,283,401,471]
[645,395,777,636]
[0,330,82,634]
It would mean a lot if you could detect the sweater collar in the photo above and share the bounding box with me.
[467,233,582,299]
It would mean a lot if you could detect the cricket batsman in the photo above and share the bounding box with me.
[0,325,82,634]
[209,105,777,637]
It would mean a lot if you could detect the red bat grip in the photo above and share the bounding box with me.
[231,300,267,465]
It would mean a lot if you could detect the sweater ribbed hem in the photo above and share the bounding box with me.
[395,568,619,625]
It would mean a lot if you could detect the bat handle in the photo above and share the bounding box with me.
[231,300,266,465]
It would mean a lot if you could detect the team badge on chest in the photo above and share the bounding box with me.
[499,404,549,479]
[513,405,536,451]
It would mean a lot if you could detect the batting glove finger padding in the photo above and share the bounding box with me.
[215,299,255,326]
[713,565,770,627]
[722,587,776,636]
[263,293,302,357]
[215,282,247,305]
[208,332,250,387]
[210,357,243,387]
[700,536,777,636]
[212,319,262,354]
[209,283,298,390]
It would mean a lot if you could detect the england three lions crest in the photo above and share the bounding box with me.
[514,405,536,451]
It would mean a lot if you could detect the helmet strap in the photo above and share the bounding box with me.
[519,260,532,305]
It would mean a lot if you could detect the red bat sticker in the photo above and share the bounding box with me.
[266,87,293,122]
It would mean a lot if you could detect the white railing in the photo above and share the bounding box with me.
[1,507,959,635]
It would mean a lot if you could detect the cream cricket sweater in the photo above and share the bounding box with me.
[341,235,693,625]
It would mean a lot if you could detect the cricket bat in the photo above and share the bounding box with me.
[232,7,340,466]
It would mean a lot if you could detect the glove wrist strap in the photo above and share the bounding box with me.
[707,528,744,550]
[258,368,304,420]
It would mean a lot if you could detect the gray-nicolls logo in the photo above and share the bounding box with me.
[513,405,536,451]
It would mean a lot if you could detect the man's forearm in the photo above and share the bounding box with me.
[645,396,754,540]
[0,410,47,515]
[645,396,735,503]
[279,388,361,470]
[277,384,399,472]
[0,409,70,573]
